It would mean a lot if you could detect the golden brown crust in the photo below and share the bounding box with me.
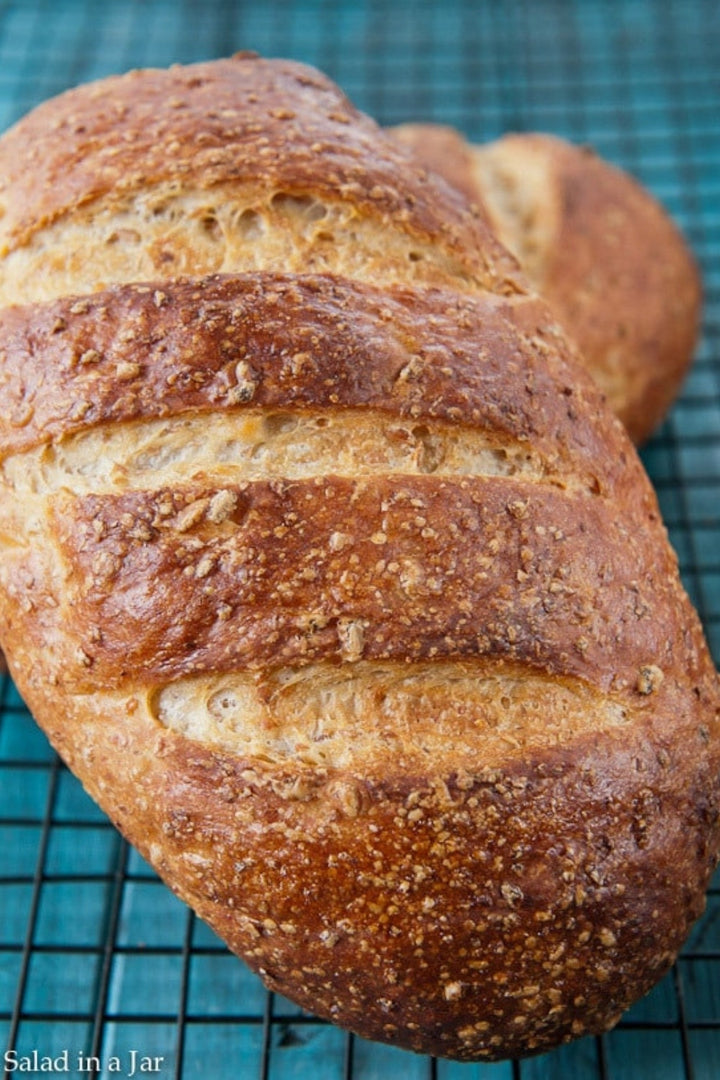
[390,125,702,443]
[390,123,481,205]
[15,675,720,1062]
[38,473,684,691]
[0,58,717,1065]
[0,55,517,293]
[0,273,623,483]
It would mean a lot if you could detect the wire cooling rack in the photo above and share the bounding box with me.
[1,0,720,1077]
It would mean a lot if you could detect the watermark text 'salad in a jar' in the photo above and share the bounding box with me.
[3,1049,165,1076]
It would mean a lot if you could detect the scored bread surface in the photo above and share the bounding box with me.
[0,57,518,303]
[390,123,702,443]
[0,55,718,1063]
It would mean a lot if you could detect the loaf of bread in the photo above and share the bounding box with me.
[0,55,718,1063]
[391,124,701,443]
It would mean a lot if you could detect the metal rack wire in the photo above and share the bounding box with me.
[1,0,719,1077]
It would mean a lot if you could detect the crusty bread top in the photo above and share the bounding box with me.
[386,123,481,205]
[0,271,702,706]
[1,272,713,803]
[0,54,520,303]
[0,273,619,476]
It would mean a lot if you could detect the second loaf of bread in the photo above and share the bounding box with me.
[391,123,701,443]
[0,55,718,1063]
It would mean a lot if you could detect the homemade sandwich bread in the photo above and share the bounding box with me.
[391,123,701,442]
[0,55,718,1062]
